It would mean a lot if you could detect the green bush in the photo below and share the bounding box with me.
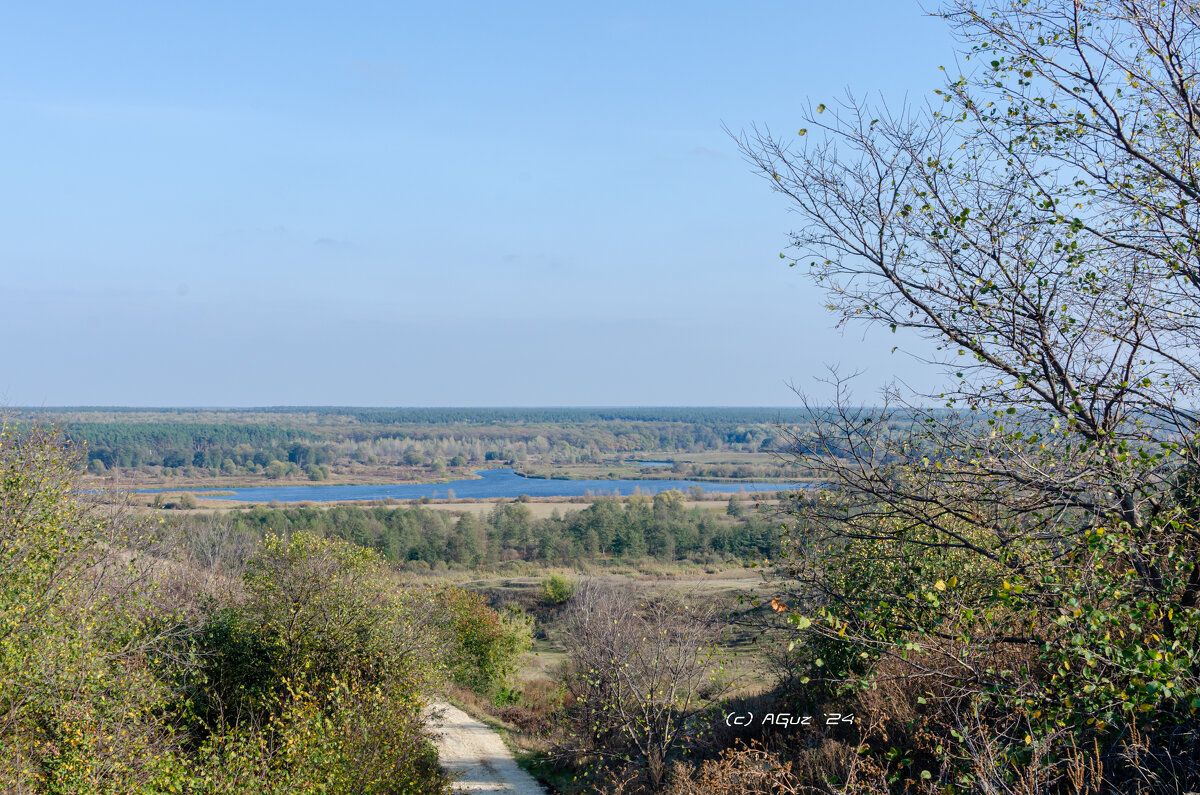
[0,430,452,794]
[540,573,576,605]
[778,507,1200,789]
[433,587,532,697]
[0,427,195,792]
[195,531,444,719]
[194,679,446,794]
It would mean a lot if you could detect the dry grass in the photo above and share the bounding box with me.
[663,740,890,795]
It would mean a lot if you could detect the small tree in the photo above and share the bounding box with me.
[561,582,728,787]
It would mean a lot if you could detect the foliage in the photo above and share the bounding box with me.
[192,532,442,728]
[199,495,784,568]
[0,427,454,793]
[189,678,446,795]
[54,421,320,470]
[540,573,577,605]
[737,0,1200,789]
[0,425,185,791]
[16,405,816,480]
[432,586,532,698]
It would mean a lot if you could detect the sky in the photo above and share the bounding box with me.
[2,1,954,406]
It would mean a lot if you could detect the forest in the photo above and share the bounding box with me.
[8,406,824,483]
[174,493,786,568]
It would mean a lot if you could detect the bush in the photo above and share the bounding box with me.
[664,740,885,795]
[0,428,198,792]
[196,532,443,723]
[560,583,728,788]
[197,679,447,794]
[433,587,532,698]
[0,431,453,794]
[188,534,453,793]
[539,573,576,605]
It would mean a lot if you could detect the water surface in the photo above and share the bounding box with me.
[137,468,795,503]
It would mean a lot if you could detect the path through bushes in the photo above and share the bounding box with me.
[426,701,545,794]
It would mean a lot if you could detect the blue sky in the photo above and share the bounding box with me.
[2,1,952,406]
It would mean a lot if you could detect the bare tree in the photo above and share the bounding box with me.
[735,0,1200,634]
[561,581,728,789]
[735,0,1200,787]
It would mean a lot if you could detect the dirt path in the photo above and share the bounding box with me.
[426,701,546,794]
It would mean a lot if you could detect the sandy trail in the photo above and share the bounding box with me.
[426,701,546,794]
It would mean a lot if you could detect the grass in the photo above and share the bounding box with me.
[466,568,778,697]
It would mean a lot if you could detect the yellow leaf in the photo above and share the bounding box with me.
[935,580,946,591]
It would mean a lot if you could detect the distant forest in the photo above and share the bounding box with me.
[177,491,788,568]
[13,406,818,424]
[7,407,840,481]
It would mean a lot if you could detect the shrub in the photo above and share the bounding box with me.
[664,740,887,795]
[0,430,453,794]
[197,679,448,794]
[195,532,442,724]
[432,587,532,697]
[560,583,728,787]
[539,573,576,605]
[0,427,192,792]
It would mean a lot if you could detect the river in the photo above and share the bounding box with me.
[136,468,797,503]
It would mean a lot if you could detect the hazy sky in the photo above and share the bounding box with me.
[3,1,953,406]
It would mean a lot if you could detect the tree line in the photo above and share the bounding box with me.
[187,493,785,569]
[30,412,816,480]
